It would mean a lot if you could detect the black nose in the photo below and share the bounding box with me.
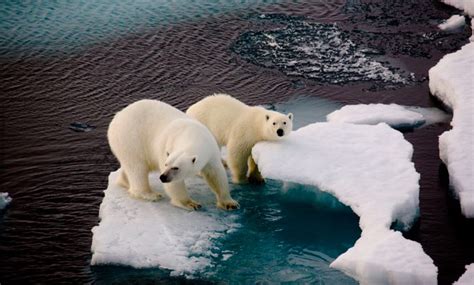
[277,129,284,137]
[160,174,169,183]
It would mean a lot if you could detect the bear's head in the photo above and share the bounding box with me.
[263,111,293,140]
[160,152,199,183]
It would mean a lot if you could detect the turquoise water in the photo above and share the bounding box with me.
[0,0,278,57]
[92,179,360,284]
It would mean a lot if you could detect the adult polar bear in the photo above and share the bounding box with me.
[187,94,293,184]
[108,99,239,211]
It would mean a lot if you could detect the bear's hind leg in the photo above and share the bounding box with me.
[117,169,129,188]
[227,143,250,184]
[125,164,162,201]
[163,181,201,210]
[247,155,265,184]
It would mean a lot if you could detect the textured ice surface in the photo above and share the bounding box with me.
[442,0,474,16]
[429,42,474,218]
[253,122,437,284]
[327,103,449,129]
[0,193,12,210]
[91,171,240,275]
[438,15,466,30]
[454,264,474,285]
[232,14,411,86]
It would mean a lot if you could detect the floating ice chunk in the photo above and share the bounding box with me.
[0,192,12,210]
[252,122,437,284]
[441,0,474,16]
[454,264,474,285]
[438,15,466,31]
[91,171,239,275]
[326,103,449,129]
[429,42,474,218]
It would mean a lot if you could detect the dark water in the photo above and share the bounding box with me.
[1,0,473,284]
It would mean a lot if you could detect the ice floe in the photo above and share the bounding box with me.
[438,14,466,31]
[454,264,474,285]
[0,192,12,210]
[429,42,474,218]
[91,171,239,275]
[326,103,449,129]
[252,122,437,284]
[441,0,474,16]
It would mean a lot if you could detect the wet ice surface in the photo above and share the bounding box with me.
[92,171,360,284]
[232,14,413,88]
[253,122,437,284]
[429,42,474,218]
[327,103,450,130]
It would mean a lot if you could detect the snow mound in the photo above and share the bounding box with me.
[441,0,474,16]
[454,264,474,285]
[91,171,239,275]
[438,15,466,31]
[0,193,12,210]
[429,42,474,218]
[252,122,437,284]
[326,103,448,129]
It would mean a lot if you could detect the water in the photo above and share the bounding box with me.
[1,0,473,284]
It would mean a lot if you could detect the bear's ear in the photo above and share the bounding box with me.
[191,156,197,164]
[266,115,270,121]
[288,113,293,120]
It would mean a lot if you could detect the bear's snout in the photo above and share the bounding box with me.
[160,174,170,183]
[277,129,284,137]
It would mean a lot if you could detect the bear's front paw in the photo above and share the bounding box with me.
[130,191,163,202]
[248,175,265,185]
[218,199,240,210]
[231,176,248,184]
[172,199,202,211]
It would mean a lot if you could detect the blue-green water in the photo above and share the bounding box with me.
[0,0,278,57]
[92,179,360,284]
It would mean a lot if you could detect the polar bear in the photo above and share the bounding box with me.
[107,99,239,211]
[186,94,293,184]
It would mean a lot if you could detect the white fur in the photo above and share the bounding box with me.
[107,99,238,210]
[186,94,293,184]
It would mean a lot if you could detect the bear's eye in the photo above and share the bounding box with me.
[273,122,276,126]
[283,122,286,125]
[171,167,179,171]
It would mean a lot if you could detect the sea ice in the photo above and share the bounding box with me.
[438,15,466,31]
[441,0,474,16]
[429,42,474,218]
[252,122,437,284]
[0,192,12,210]
[454,264,474,285]
[91,171,239,275]
[326,103,447,129]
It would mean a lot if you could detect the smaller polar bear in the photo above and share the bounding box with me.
[187,94,293,184]
[107,99,239,211]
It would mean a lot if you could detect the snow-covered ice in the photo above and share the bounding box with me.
[438,14,466,31]
[252,122,437,284]
[326,103,449,129]
[0,192,12,210]
[91,171,239,275]
[454,264,474,285]
[429,42,474,218]
[441,0,474,16]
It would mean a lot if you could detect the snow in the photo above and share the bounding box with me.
[441,0,474,16]
[326,103,451,129]
[252,122,437,284]
[91,171,239,275]
[428,42,474,218]
[454,264,474,285]
[0,193,12,210]
[438,15,466,31]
